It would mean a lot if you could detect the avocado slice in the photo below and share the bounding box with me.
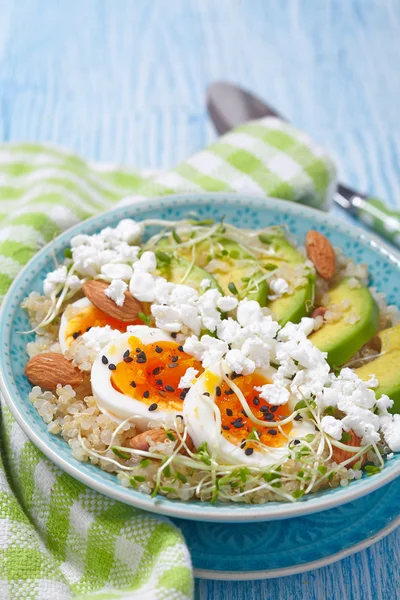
[308,278,379,367]
[258,229,315,325]
[156,254,222,294]
[354,325,400,414]
[156,235,268,306]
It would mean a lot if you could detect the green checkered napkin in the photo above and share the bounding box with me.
[0,117,336,599]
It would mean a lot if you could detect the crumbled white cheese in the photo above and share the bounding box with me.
[129,271,156,302]
[217,296,238,312]
[380,414,400,452]
[70,224,140,277]
[200,278,211,291]
[43,265,68,297]
[196,289,222,332]
[241,337,270,369]
[178,367,199,390]
[81,325,122,352]
[376,394,394,413]
[217,318,242,344]
[104,279,128,306]
[268,277,289,300]
[225,349,255,375]
[66,275,82,293]
[236,299,264,327]
[183,335,228,368]
[101,263,133,281]
[320,416,343,440]
[114,219,143,244]
[151,305,188,333]
[133,251,157,274]
[255,381,290,406]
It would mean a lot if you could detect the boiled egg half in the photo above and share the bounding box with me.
[91,325,202,429]
[183,362,315,467]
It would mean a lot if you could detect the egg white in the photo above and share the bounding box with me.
[91,325,183,429]
[59,297,93,353]
[183,362,315,468]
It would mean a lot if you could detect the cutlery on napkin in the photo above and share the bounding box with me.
[207,81,400,248]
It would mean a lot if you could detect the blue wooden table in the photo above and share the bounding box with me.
[0,1,399,598]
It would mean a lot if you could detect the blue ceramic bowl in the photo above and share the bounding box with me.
[1,194,399,522]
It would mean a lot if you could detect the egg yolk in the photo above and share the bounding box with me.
[207,371,292,449]
[110,336,203,411]
[65,305,141,347]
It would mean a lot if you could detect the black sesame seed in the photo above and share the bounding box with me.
[143,390,149,398]
[108,363,116,371]
[225,389,234,395]
[253,396,260,406]
[270,406,279,413]
[156,379,163,386]
[268,429,277,435]
[171,355,178,363]
[153,367,162,375]
[165,385,175,393]
[178,345,184,352]
[226,408,233,416]
[216,386,221,397]
[263,413,274,421]
[171,332,177,339]
[148,403,158,411]
[124,356,133,363]
[180,389,189,400]
[137,351,147,363]
[293,439,301,446]
[168,363,178,369]
[136,347,141,352]
[86,326,92,332]
[101,355,108,365]
[241,409,248,417]
[155,345,163,354]
[123,349,130,359]
[294,414,303,421]
[130,381,136,388]
[222,425,230,431]
[260,405,270,413]
[240,440,246,449]
[72,331,81,339]
[245,447,254,456]
[232,419,244,429]
[231,372,242,380]
[203,392,211,397]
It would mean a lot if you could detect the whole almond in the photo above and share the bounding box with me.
[306,230,336,280]
[311,306,327,319]
[83,280,143,322]
[129,428,194,455]
[331,430,366,468]
[25,352,84,390]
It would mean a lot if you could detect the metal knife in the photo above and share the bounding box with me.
[207,81,400,248]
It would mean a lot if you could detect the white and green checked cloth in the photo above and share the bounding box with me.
[0,118,336,599]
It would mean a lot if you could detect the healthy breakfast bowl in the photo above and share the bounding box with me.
[1,193,399,523]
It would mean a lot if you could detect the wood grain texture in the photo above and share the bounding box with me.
[0,0,399,598]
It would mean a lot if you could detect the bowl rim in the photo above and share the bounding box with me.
[1,192,399,523]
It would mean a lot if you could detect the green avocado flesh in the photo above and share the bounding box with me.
[156,236,268,306]
[259,230,315,325]
[156,254,221,293]
[355,325,400,414]
[308,278,379,367]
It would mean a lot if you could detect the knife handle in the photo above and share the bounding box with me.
[337,192,400,249]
